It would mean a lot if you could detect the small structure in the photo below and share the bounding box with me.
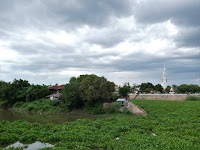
[169,87,175,94]
[46,93,62,100]
[116,98,128,106]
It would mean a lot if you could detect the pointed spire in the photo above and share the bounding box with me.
[161,63,167,89]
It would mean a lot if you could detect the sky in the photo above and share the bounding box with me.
[0,0,200,86]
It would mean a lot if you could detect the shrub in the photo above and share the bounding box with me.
[83,103,105,114]
[108,102,122,113]
[186,96,200,101]
[123,106,131,114]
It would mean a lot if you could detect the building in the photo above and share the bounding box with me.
[161,64,167,89]
[115,85,119,92]
[46,84,66,100]
[48,84,66,94]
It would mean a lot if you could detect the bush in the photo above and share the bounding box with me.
[108,102,122,113]
[123,106,131,114]
[186,96,200,101]
[83,103,105,114]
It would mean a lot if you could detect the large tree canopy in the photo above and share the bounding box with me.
[62,74,115,109]
[79,75,115,105]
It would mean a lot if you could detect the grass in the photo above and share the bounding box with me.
[1,100,200,149]
[186,95,200,101]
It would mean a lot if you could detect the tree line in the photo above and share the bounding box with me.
[0,75,115,111]
[1,76,199,110]
[0,79,50,107]
[119,82,200,96]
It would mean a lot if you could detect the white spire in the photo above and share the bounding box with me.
[161,63,167,89]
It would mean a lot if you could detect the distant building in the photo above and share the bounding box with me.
[161,64,167,89]
[46,84,66,100]
[115,85,119,92]
[48,84,66,94]
[46,93,62,100]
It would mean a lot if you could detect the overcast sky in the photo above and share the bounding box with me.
[0,0,199,86]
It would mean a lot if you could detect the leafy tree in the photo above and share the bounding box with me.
[165,86,171,93]
[140,82,154,93]
[130,83,139,93]
[7,79,31,105]
[26,85,50,102]
[119,82,131,96]
[0,81,12,106]
[79,75,115,105]
[154,84,163,93]
[177,84,200,93]
[177,84,189,93]
[62,77,84,110]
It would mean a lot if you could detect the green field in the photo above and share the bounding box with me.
[1,100,200,150]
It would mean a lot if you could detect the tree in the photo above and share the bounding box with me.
[26,85,50,102]
[119,82,131,96]
[177,84,189,93]
[165,86,171,93]
[140,82,154,93]
[154,84,163,93]
[62,76,84,110]
[79,75,115,105]
[0,81,12,105]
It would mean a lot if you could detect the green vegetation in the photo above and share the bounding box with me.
[1,100,199,149]
[119,82,131,96]
[13,99,66,114]
[62,74,115,111]
[186,95,200,101]
[0,79,49,107]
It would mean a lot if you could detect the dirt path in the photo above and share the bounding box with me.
[127,102,147,116]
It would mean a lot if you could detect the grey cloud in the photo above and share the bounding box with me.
[134,0,200,27]
[175,27,200,47]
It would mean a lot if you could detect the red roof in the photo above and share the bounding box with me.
[48,84,66,90]
[115,85,118,87]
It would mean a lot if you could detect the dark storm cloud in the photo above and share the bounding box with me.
[0,0,199,85]
[134,0,200,27]
[175,27,200,47]
[0,0,133,31]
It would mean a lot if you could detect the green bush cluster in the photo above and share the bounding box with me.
[107,102,122,113]
[1,100,199,149]
[186,96,200,101]
[13,99,66,114]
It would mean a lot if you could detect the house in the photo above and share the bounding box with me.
[48,84,66,94]
[46,93,62,100]
[115,85,119,92]
[46,84,66,100]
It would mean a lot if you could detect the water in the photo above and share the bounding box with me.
[0,108,99,124]
[5,141,54,150]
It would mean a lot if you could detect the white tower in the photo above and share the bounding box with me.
[161,64,167,89]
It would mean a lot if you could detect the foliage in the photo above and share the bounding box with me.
[26,85,50,102]
[140,82,154,93]
[62,74,115,110]
[1,100,200,149]
[119,82,130,96]
[83,102,105,114]
[186,96,200,101]
[177,84,200,93]
[107,102,122,113]
[79,75,115,105]
[165,85,171,93]
[62,76,84,110]
[154,84,163,93]
[13,99,65,113]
